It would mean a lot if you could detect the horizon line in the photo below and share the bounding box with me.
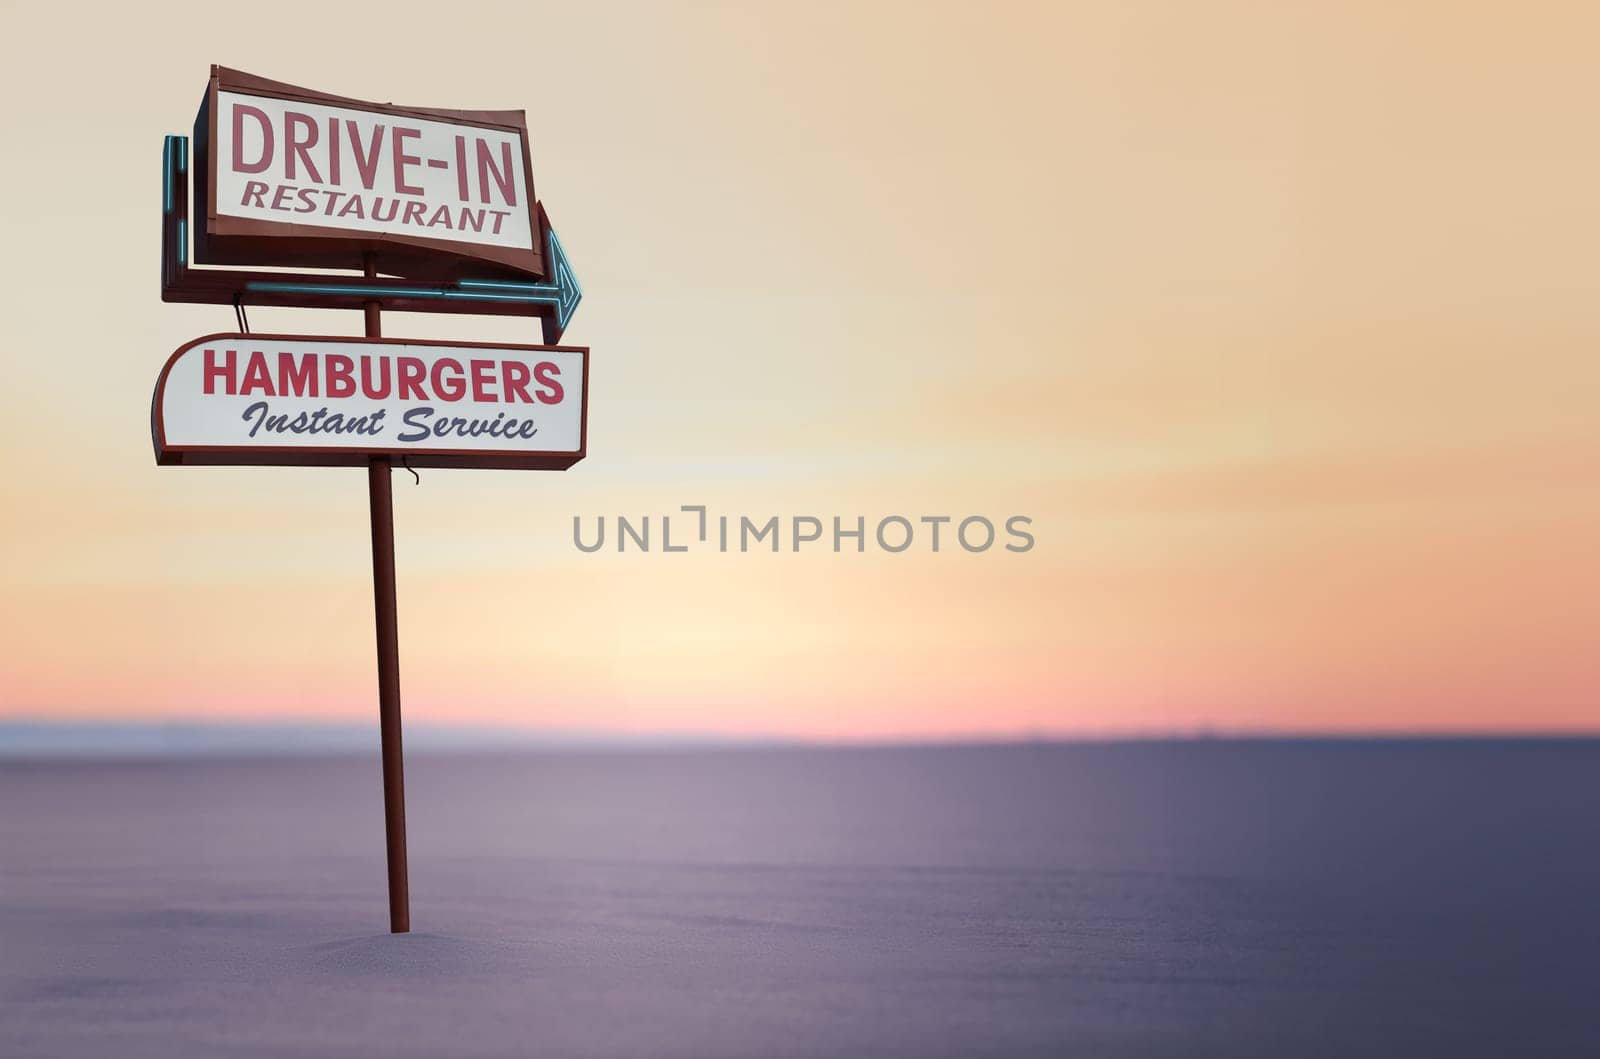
[2,719,1598,758]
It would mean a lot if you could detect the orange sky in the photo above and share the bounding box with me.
[1,2,1597,738]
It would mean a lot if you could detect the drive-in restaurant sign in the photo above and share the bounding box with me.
[153,66,591,935]
[196,66,543,280]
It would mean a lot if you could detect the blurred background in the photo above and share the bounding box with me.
[1,1,1596,743]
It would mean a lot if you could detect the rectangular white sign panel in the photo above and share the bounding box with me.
[194,67,546,281]
[154,334,588,470]
[215,89,535,253]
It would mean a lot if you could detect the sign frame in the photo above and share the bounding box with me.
[193,66,546,282]
[161,135,582,343]
[151,332,589,471]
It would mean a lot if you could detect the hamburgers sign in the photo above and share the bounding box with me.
[153,334,587,470]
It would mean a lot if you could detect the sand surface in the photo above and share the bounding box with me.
[3,742,1598,1057]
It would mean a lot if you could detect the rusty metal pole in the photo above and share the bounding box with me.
[364,253,410,934]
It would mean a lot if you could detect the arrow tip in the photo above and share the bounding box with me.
[546,228,581,331]
[536,204,581,343]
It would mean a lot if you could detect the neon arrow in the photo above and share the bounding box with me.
[245,227,583,331]
[457,229,583,330]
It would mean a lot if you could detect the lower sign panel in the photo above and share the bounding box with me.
[153,333,587,469]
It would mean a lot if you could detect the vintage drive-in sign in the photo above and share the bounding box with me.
[156,65,591,934]
[193,67,544,280]
[153,334,588,470]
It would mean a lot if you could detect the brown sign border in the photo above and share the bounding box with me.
[152,332,588,470]
[194,66,546,282]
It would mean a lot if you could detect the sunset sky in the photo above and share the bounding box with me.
[1,2,1596,739]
